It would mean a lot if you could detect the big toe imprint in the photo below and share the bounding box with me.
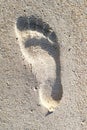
[15,15,63,112]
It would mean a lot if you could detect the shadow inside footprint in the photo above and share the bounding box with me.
[16,15,63,106]
[17,15,56,40]
[25,37,62,101]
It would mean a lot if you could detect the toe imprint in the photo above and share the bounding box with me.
[15,15,63,112]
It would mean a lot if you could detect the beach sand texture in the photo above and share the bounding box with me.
[0,0,87,130]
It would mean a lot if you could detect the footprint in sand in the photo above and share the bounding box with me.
[15,15,63,112]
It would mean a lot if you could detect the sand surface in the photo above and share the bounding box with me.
[0,0,87,130]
